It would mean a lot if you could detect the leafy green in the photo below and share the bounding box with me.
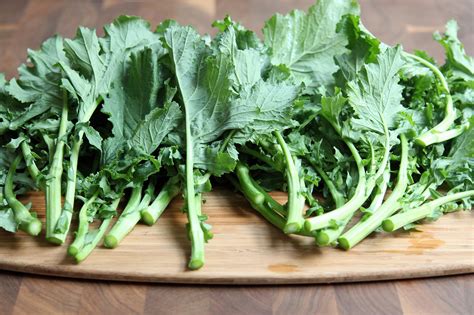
[433,120,474,189]
[0,1,472,269]
[435,20,474,82]
[6,36,67,128]
[263,0,358,88]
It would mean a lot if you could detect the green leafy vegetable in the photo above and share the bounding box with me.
[0,1,472,269]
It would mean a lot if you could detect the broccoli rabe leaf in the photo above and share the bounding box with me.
[102,44,181,162]
[59,27,104,122]
[193,143,237,176]
[263,0,358,88]
[228,81,297,133]
[100,16,162,87]
[103,46,166,140]
[61,16,162,123]
[334,14,381,86]
[6,36,67,128]
[433,119,474,189]
[164,25,236,142]
[129,103,182,154]
[435,20,474,82]
[0,207,17,233]
[212,16,263,51]
[320,90,347,132]
[165,24,298,165]
[79,124,103,152]
[347,46,405,135]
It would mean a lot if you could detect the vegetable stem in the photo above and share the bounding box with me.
[274,131,305,234]
[75,219,111,262]
[50,130,83,243]
[4,155,42,236]
[68,190,100,256]
[20,141,43,189]
[104,184,144,249]
[418,123,468,145]
[74,198,121,262]
[311,164,345,208]
[372,128,391,185]
[184,113,205,270]
[315,215,351,246]
[304,141,367,232]
[338,134,409,249]
[382,190,474,232]
[235,162,287,231]
[406,53,457,147]
[141,177,180,226]
[45,91,69,244]
[235,162,313,237]
[50,97,102,243]
[313,154,376,246]
[366,165,391,213]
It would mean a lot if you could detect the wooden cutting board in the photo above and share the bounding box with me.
[0,190,472,284]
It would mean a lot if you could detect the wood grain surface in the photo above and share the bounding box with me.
[1,0,473,314]
[0,270,471,315]
[0,191,473,284]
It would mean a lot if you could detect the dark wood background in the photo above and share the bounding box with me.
[0,0,473,314]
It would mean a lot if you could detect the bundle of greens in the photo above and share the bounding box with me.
[0,0,472,270]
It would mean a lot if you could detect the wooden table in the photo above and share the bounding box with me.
[0,0,472,314]
[1,271,472,314]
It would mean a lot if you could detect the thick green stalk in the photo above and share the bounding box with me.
[341,172,435,241]
[315,168,390,246]
[315,215,351,246]
[50,130,84,243]
[314,163,381,246]
[274,131,305,234]
[74,198,120,263]
[4,155,42,236]
[318,131,392,245]
[406,53,457,147]
[318,168,389,246]
[316,155,414,246]
[184,116,205,270]
[309,114,390,239]
[304,141,367,232]
[50,96,103,243]
[104,184,144,249]
[235,162,313,237]
[418,123,468,145]
[383,190,474,232]
[239,146,287,216]
[363,123,391,198]
[235,162,287,231]
[141,177,180,226]
[247,176,288,218]
[68,191,100,256]
[45,92,69,244]
[75,218,110,262]
[338,134,409,250]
